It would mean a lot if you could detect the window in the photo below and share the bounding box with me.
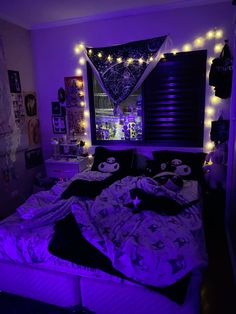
[87,50,207,147]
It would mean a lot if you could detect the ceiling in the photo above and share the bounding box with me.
[0,0,229,30]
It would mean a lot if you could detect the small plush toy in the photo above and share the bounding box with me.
[203,142,227,190]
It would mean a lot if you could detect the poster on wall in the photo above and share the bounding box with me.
[11,93,25,128]
[28,117,40,145]
[67,107,85,136]
[8,70,21,93]
[52,116,67,134]
[64,76,84,107]
[0,39,13,137]
[24,92,37,116]
[25,147,43,169]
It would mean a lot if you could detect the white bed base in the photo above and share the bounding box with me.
[0,260,204,314]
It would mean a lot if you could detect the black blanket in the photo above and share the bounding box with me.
[48,213,191,305]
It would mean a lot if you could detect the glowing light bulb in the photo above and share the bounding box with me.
[138,58,144,64]
[74,45,80,54]
[205,141,214,151]
[81,121,86,128]
[208,57,214,65]
[127,58,133,64]
[88,154,93,159]
[88,49,93,55]
[194,37,205,48]
[84,110,89,117]
[98,52,102,58]
[78,80,83,87]
[75,68,83,75]
[107,55,113,62]
[211,95,221,105]
[215,29,223,39]
[206,106,215,116]
[182,43,192,52]
[80,101,85,107]
[171,49,179,55]
[80,91,84,97]
[84,132,87,136]
[117,57,122,63]
[79,57,85,65]
[206,30,214,39]
[204,119,212,127]
[214,43,223,53]
[149,56,154,61]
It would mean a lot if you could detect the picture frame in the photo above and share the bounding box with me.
[25,147,43,169]
[51,101,61,115]
[52,115,67,134]
[8,70,21,93]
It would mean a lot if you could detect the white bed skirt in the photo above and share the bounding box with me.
[0,260,203,314]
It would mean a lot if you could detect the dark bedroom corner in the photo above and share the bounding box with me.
[0,0,236,313]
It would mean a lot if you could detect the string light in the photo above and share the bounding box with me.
[171,49,179,55]
[205,141,214,151]
[138,58,144,64]
[206,30,214,39]
[194,37,205,48]
[208,57,214,65]
[204,119,212,127]
[79,57,85,65]
[127,58,133,64]
[206,106,215,116]
[107,55,113,62]
[210,95,221,105]
[215,29,223,39]
[80,101,85,107]
[182,43,192,52]
[214,43,224,53]
[75,68,83,75]
[97,52,102,58]
[88,49,93,55]
[117,57,122,63]
[84,110,90,118]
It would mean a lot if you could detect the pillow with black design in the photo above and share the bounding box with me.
[91,147,134,176]
[151,150,206,181]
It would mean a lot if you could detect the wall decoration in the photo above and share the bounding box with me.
[52,116,67,134]
[25,147,43,169]
[58,87,65,103]
[28,118,40,145]
[0,39,13,136]
[24,93,37,116]
[8,70,21,93]
[51,101,61,115]
[64,76,84,107]
[11,93,25,128]
[67,107,85,136]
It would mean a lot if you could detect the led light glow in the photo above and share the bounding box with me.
[138,58,144,64]
[84,110,90,117]
[171,49,179,55]
[214,43,223,53]
[182,43,192,52]
[206,106,215,116]
[107,55,113,62]
[204,119,212,127]
[88,49,93,55]
[208,57,214,65]
[80,101,85,107]
[98,52,102,58]
[215,29,223,39]
[127,58,133,64]
[79,57,85,65]
[194,37,205,48]
[206,30,214,39]
[205,141,214,151]
[211,95,221,105]
[76,68,83,75]
[117,57,122,63]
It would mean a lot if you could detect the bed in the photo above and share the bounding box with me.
[0,147,207,314]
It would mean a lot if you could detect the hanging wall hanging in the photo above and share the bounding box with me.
[85,35,168,115]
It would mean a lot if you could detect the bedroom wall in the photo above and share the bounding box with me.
[0,19,44,218]
[31,2,234,159]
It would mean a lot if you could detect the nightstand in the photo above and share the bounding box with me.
[45,157,88,180]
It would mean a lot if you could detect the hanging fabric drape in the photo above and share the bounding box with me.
[85,35,168,114]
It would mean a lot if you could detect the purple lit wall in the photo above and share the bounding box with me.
[31,2,234,158]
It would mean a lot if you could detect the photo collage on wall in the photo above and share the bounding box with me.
[64,76,85,137]
[8,70,43,169]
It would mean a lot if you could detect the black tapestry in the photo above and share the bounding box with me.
[85,36,167,114]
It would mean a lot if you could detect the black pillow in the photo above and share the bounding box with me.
[151,151,206,181]
[91,147,134,175]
